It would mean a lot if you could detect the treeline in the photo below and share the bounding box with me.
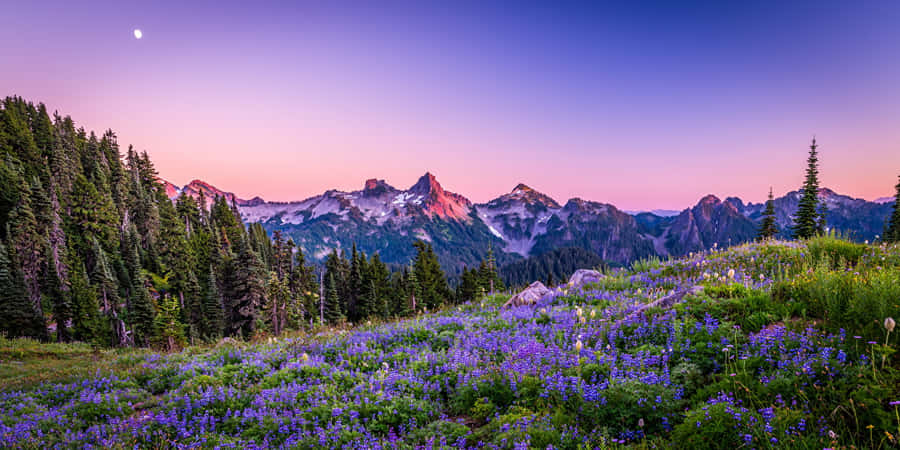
[754,138,900,243]
[0,97,510,349]
[500,247,607,288]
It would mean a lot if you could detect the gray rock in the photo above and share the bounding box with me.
[503,281,551,308]
[568,269,604,287]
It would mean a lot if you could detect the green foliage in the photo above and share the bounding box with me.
[885,175,900,243]
[757,187,779,240]
[792,138,824,239]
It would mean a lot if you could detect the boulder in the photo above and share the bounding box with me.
[568,269,604,287]
[503,281,551,308]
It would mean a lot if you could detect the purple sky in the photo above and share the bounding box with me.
[2,1,899,209]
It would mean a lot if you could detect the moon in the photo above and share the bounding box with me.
[133,29,143,39]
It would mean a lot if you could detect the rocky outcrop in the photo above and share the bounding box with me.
[503,281,551,308]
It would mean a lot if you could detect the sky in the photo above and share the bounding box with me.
[1,0,899,210]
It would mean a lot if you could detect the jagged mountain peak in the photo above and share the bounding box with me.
[698,194,721,206]
[408,172,443,195]
[489,183,561,209]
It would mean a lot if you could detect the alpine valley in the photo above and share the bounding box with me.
[163,174,894,278]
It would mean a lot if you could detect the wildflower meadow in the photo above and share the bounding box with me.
[2,236,900,449]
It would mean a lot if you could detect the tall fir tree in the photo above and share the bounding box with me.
[224,238,266,338]
[885,175,900,243]
[792,138,823,239]
[412,241,450,310]
[153,293,185,351]
[202,265,224,341]
[0,240,47,339]
[324,273,344,325]
[68,261,102,343]
[129,274,157,347]
[757,187,779,240]
[42,251,70,342]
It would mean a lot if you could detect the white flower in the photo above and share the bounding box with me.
[575,339,583,353]
[759,274,765,281]
[727,269,735,279]
[590,309,596,319]
[638,418,645,428]
[301,353,310,362]
[886,317,896,333]
[540,307,548,315]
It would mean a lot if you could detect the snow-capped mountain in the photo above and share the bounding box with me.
[162,175,893,273]
[234,172,471,226]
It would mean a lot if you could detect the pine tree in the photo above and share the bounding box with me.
[182,269,202,343]
[368,253,391,319]
[885,175,900,243]
[68,260,102,343]
[458,267,479,303]
[129,275,157,346]
[202,265,224,341]
[8,181,48,332]
[0,240,47,339]
[412,241,449,310]
[224,238,265,338]
[792,138,823,239]
[153,293,185,351]
[42,251,71,342]
[324,273,344,325]
[265,271,290,336]
[757,187,779,240]
[480,244,504,295]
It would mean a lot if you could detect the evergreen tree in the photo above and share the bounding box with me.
[68,261,101,343]
[224,238,265,338]
[324,273,344,325]
[368,253,391,319]
[757,187,779,240]
[412,241,450,310]
[458,267,479,303]
[202,265,224,341]
[406,264,422,314]
[153,293,185,351]
[43,252,70,342]
[477,244,504,295]
[792,138,823,239]
[8,181,48,329]
[129,275,157,346]
[0,240,46,339]
[265,271,290,336]
[885,175,900,243]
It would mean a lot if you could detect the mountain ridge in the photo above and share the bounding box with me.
[163,173,894,272]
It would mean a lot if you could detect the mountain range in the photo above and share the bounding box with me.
[164,174,895,276]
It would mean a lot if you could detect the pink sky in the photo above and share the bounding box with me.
[2,1,898,209]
